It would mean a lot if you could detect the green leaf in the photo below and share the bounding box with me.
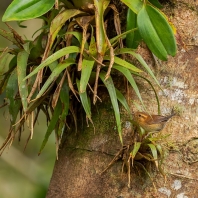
[39,99,62,154]
[36,59,75,99]
[110,28,138,46]
[24,46,80,80]
[149,0,163,9]
[58,80,70,136]
[0,55,16,94]
[66,31,83,45]
[49,9,84,49]
[156,144,163,156]
[93,0,110,53]
[115,48,160,87]
[114,49,161,113]
[48,60,59,71]
[0,53,11,82]
[130,142,141,158]
[27,69,38,100]
[17,50,29,111]
[121,0,143,14]
[126,9,142,49]
[113,65,145,108]
[76,79,92,120]
[104,56,142,73]
[137,5,177,60]
[6,69,21,125]
[80,59,95,93]
[115,88,131,118]
[89,26,97,57]
[22,42,34,54]
[99,72,122,144]
[148,143,158,160]
[146,5,176,56]
[135,74,161,114]
[2,0,55,21]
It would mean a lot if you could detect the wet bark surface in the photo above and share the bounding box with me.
[47,1,198,197]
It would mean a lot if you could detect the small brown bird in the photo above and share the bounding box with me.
[133,111,175,132]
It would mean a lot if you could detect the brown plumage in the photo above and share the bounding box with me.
[133,111,175,132]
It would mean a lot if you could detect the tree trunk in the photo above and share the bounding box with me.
[47,1,198,197]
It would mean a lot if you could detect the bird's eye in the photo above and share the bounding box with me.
[138,114,141,117]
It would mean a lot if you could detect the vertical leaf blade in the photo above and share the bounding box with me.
[6,69,21,125]
[76,79,92,120]
[80,59,95,93]
[148,143,158,160]
[36,59,75,99]
[137,5,177,60]
[17,50,29,111]
[99,72,122,144]
[126,9,142,49]
[130,142,141,158]
[113,64,144,108]
[93,0,110,54]
[115,48,160,87]
[39,99,62,154]
[115,88,131,117]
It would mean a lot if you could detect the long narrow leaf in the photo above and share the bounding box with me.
[146,5,176,56]
[36,59,75,99]
[89,26,97,57]
[130,72,160,114]
[137,5,167,60]
[110,28,138,46]
[104,56,142,73]
[93,0,110,53]
[0,55,16,94]
[137,5,176,60]
[24,46,80,80]
[58,80,70,136]
[39,99,62,154]
[80,59,95,93]
[148,143,158,168]
[149,0,163,8]
[130,142,141,158]
[99,72,122,144]
[115,48,160,87]
[0,52,12,76]
[148,143,158,160]
[17,50,29,111]
[113,64,145,108]
[6,69,21,125]
[115,88,131,117]
[66,31,83,45]
[126,9,142,49]
[76,79,92,120]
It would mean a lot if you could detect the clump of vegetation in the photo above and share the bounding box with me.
[0,0,177,182]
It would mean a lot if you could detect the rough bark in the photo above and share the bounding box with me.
[47,1,198,197]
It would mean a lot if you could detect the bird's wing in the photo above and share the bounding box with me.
[147,115,174,124]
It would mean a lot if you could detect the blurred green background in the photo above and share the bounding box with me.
[0,1,56,198]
